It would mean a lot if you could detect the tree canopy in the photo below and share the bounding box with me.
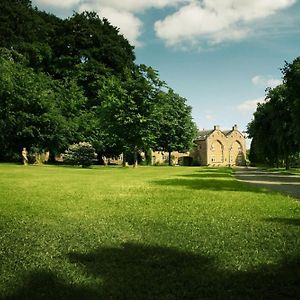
[247,58,300,169]
[0,1,197,164]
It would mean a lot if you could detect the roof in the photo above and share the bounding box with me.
[196,130,214,141]
[222,130,233,136]
[196,125,239,141]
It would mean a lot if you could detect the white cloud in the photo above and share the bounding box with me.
[252,75,282,88]
[78,0,187,46]
[154,0,296,47]
[33,0,296,48]
[236,97,264,113]
[34,0,80,8]
[79,4,143,46]
[34,0,185,46]
[80,0,186,13]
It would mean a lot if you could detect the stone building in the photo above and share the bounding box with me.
[98,151,190,166]
[151,150,190,165]
[194,125,246,166]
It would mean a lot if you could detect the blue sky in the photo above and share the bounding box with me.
[32,0,300,138]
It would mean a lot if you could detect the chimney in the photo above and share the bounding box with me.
[214,125,220,130]
[232,124,238,130]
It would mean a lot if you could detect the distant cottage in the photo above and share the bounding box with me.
[194,125,246,166]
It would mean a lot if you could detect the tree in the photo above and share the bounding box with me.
[282,57,300,146]
[154,89,198,165]
[0,2,198,166]
[247,84,296,169]
[0,2,135,79]
[98,66,197,167]
[0,50,87,161]
[0,0,61,71]
[51,12,135,78]
[98,70,157,167]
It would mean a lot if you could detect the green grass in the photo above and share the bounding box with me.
[0,164,299,299]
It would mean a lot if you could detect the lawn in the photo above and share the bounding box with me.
[0,164,299,299]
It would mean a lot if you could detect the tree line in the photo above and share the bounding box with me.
[0,0,197,165]
[247,57,300,169]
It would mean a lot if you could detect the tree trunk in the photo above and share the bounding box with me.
[122,153,126,167]
[285,154,290,170]
[168,150,172,166]
[276,156,279,169]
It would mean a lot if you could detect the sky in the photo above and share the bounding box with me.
[31,0,300,140]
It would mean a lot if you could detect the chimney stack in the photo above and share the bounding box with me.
[214,125,220,130]
[232,124,238,130]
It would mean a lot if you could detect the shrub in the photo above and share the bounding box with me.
[64,142,97,167]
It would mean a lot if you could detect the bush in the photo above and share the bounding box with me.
[178,156,193,166]
[64,142,97,167]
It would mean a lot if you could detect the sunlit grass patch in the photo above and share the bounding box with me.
[0,164,299,299]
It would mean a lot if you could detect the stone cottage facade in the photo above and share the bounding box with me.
[194,125,246,166]
[151,150,190,165]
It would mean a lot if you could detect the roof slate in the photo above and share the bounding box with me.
[196,130,214,140]
[196,127,237,140]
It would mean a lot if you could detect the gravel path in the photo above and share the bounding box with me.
[234,167,300,199]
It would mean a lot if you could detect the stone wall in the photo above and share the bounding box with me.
[194,126,246,166]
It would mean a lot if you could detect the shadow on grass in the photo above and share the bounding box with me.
[263,217,300,226]
[152,177,263,193]
[195,168,232,174]
[179,173,232,179]
[5,243,300,299]
[150,168,266,193]
[2,270,95,300]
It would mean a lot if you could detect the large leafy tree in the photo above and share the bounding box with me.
[283,57,300,145]
[0,2,136,106]
[0,2,135,78]
[98,66,197,166]
[247,84,297,169]
[0,50,87,160]
[52,12,135,76]
[248,56,300,169]
[154,89,197,165]
[0,1,198,165]
[0,0,61,71]
[99,66,159,167]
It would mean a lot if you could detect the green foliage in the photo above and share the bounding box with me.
[64,142,97,167]
[51,12,135,79]
[283,57,300,143]
[0,52,88,160]
[0,1,197,164]
[248,57,300,169]
[154,89,198,164]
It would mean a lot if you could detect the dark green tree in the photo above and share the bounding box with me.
[154,89,198,165]
[247,84,297,169]
[98,69,157,167]
[0,51,87,161]
[0,1,198,166]
[283,57,300,146]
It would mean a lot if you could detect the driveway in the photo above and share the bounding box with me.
[234,167,300,199]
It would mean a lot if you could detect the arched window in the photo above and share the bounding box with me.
[211,140,224,163]
[230,141,244,166]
